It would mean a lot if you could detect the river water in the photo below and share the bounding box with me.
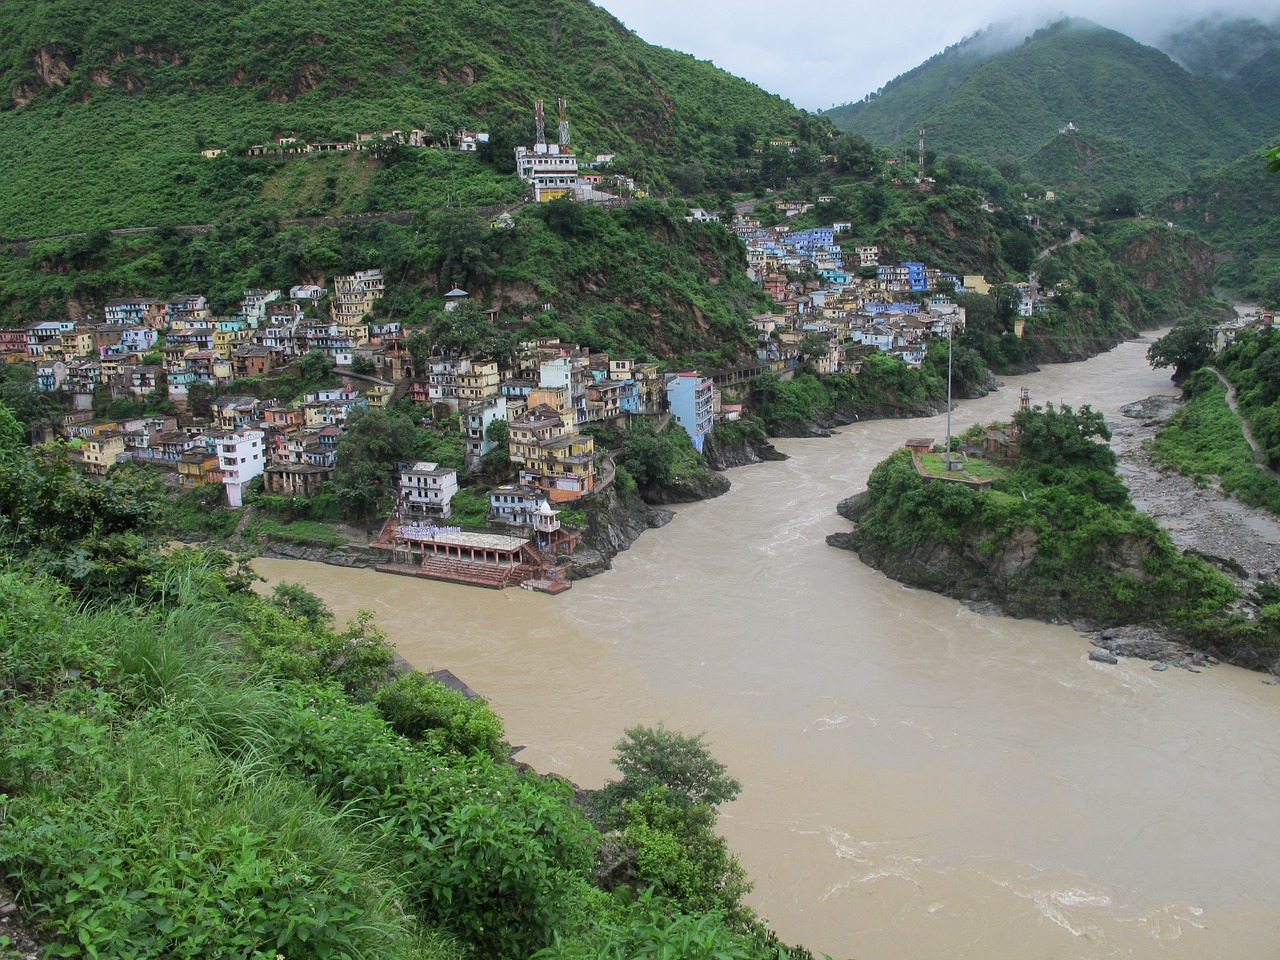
[256,336,1280,960]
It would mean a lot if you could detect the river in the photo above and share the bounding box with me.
[256,335,1280,960]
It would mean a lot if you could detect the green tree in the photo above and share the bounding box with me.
[422,208,495,291]
[618,427,678,489]
[598,724,742,812]
[374,672,505,757]
[331,408,425,518]
[428,300,514,359]
[1148,315,1215,382]
[833,132,880,177]
[485,417,509,446]
[298,348,335,383]
[1012,402,1114,471]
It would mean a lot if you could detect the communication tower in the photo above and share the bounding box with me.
[558,98,570,149]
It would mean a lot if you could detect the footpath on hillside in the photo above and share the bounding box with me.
[1112,395,1280,582]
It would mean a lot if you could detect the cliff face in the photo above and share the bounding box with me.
[569,485,675,579]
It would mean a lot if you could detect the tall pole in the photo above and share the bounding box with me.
[945,318,953,464]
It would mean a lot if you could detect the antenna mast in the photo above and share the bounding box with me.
[535,99,546,147]
[558,97,570,149]
[918,127,925,181]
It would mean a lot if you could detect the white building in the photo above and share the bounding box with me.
[217,430,266,507]
[398,461,459,519]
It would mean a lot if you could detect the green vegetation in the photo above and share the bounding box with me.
[1161,141,1280,304]
[0,0,823,238]
[848,403,1278,666]
[1150,329,1280,516]
[0,405,807,959]
[827,19,1259,205]
[0,201,770,368]
[749,354,944,431]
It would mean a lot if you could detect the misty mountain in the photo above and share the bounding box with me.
[824,18,1267,203]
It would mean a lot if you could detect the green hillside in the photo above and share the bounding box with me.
[1161,141,1280,305]
[0,0,818,237]
[819,24,1019,143]
[1157,15,1280,126]
[826,19,1259,203]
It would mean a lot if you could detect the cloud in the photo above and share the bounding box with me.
[595,0,1280,109]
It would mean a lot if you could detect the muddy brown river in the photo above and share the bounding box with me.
[257,336,1280,959]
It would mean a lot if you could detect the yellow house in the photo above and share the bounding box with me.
[507,403,595,502]
[80,433,127,476]
[457,359,501,403]
[177,450,220,486]
[60,322,96,358]
[963,275,992,296]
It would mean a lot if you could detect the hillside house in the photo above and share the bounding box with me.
[664,372,715,453]
[217,430,266,507]
[398,461,459,519]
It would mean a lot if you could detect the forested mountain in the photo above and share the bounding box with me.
[1156,14,1280,123]
[1161,141,1280,305]
[0,0,820,236]
[824,19,1261,204]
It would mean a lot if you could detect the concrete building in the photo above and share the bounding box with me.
[664,372,715,453]
[217,430,266,507]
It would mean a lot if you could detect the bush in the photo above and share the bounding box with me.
[374,671,505,758]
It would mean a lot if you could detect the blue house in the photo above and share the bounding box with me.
[664,373,715,453]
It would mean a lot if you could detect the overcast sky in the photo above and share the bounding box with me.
[594,0,1280,110]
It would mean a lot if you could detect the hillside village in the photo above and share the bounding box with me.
[8,117,1229,592]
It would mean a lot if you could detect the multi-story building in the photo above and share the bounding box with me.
[103,297,162,326]
[514,146,579,202]
[457,358,501,404]
[664,372,715,453]
[79,432,127,476]
[507,404,595,502]
[458,395,508,472]
[216,430,266,507]
[331,269,384,325]
[398,461,459,519]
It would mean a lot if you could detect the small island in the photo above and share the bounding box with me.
[827,399,1280,672]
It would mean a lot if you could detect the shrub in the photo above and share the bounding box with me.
[374,671,505,758]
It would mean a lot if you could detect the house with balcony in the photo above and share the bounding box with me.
[104,297,162,326]
[216,430,266,506]
[240,289,281,325]
[397,461,459,519]
[457,358,501,404]
[26,321,63,358]
[165,295,211,326]
[232,344,282,378]
[177,450,220,487]
[212,396,263,433]
[331,269,384,325]
[459,395,509,472]
[36,360,69,392]
[507,404,596,502]
[664,372,715,453]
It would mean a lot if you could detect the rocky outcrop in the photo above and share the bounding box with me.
[641,470,731,505]
[1088,625,1215,671]
[258,541,389,567]
[570,486,674,579]
[702,429,788,469]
